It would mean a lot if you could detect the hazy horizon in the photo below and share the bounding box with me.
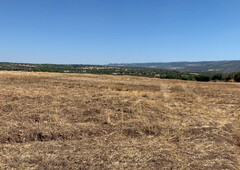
[1,59,240,66]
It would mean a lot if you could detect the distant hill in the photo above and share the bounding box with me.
[109,60,240,73]
[0,62,240,82]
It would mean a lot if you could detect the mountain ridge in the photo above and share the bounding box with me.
[109,60,240,73]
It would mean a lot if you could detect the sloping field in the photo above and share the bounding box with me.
[0,71,239,169]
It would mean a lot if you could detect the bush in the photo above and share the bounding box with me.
[234,72,240,82]
[195,75,211,81]
[212,73,223,81]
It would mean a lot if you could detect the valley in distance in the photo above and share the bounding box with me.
[0,60,239,169]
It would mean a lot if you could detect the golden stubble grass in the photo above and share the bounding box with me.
[0,71,239,169]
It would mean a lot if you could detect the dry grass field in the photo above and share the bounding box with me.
[0,71,239,169]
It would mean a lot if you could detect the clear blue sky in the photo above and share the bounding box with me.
[0,0,240,64]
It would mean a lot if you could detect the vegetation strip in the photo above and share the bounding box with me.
[1,62,240,82]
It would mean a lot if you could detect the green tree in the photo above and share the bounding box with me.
[212,73,223,81]
[234,72,240,82]
[195,75,211,81]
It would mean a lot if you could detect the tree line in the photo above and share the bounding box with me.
[0,62,240,82]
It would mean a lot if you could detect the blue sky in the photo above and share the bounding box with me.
[0,0,240,64]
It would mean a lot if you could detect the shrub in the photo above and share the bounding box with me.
[212,73,223,81]
[234,72,240,82]
[195,75,211,81]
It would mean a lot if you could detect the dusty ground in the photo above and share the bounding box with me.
[0,71,239,169]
